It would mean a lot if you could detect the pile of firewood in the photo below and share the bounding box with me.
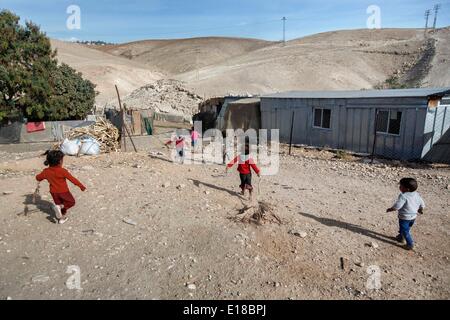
[66,118,120,153]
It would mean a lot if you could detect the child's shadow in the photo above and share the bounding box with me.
[190,179,245,198]
[22,193,57,223]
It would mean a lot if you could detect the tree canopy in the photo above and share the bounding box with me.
[0,10,96,121]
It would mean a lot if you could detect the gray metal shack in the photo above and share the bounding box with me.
[261,88,450,163]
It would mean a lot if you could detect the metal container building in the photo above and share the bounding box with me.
[261,88,450,163]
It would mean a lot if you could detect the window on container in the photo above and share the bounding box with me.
[376,110,402,135]
[313,108,331,129]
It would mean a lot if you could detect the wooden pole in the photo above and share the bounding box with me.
[115,85,138,153]
[289,111,295,155]
[371,109,378,164]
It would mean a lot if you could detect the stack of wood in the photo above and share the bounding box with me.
[66,118,120,153]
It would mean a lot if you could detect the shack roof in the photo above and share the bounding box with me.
[228,97,261,105]
[262,88,450,100]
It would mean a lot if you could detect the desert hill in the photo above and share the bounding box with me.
[51,39,162,107]
[95,37,271,76]
[52,28,450,107]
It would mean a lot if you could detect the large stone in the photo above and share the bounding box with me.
[186,283,196,290]
[289,230,307,238]
[122,218,138,226]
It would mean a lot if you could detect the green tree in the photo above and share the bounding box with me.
[49,64,96,120]
[0,10,95,121]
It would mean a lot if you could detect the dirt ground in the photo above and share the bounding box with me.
[0,145,449,300]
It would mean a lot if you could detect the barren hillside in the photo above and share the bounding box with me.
[176,29,446,97]
[423,27,450,88]
[96,37,271,76]
[53,28,450,106]
[51,40,162,107]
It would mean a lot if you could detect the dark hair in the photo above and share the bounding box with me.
[400,178,418,192]
[43,150,64,167]
[244,143,250,155]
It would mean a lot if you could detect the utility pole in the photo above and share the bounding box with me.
[282,16,287,45]
[424,9,431,36]
[433,4,441,29]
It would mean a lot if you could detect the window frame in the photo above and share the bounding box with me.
[375,109,403,136]
[440,97,450,106]
[312,107,332,130]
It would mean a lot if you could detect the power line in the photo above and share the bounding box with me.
[433,4,441,29]
[424,9,431,36]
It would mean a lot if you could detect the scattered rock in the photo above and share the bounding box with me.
[177,184,186,190]
[6,296,12,300]
[289,230,307,238]
[366,242,379,249]
[186,283,196,290]
[162,182,171,188]
[2,191,13,195]
[82,165,94,171]
[122,218,138,226]
[32,275,50,283]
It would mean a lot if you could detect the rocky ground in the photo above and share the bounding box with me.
[0,145,449,300]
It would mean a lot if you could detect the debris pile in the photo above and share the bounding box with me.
[231,201,281,225]
[66,118,120,153]
[106,79,203,119]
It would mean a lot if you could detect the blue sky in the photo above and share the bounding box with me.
[1,0,449,43]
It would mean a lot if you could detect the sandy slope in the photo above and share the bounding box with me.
[176,29,432,97]
[53,28,450,106]
[51,40,162,107]
[96,37,271,76]
[424,27,450,88]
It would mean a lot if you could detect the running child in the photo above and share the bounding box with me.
[190,127,199,152]
[226,143,260,200]
[36,150,86,224]
[386,178,425,251]
[165,135,186,164]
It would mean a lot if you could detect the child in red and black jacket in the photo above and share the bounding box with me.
[226,144,260,199]
[36,150,86,224]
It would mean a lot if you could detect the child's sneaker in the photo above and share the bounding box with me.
[395,234,405,243]
[58,216,68,224]
[405,244,414,251]
[52,204,62,219]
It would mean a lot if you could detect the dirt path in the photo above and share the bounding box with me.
[0,148,449,300]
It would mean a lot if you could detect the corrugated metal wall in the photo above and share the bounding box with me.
[422,105,450,163]
[261,97,431,161]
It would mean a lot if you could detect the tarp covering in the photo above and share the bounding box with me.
[222,98,261,132]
